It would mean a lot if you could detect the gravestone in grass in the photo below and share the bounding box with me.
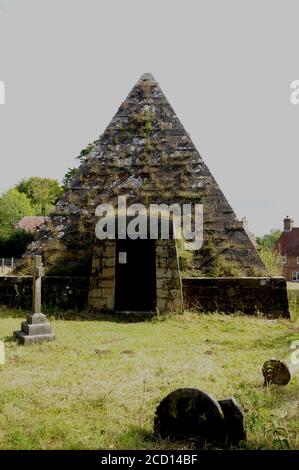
[262,359,291,386]
[154,388,246,448]
[218,397,246,445]
[14,255,55,344]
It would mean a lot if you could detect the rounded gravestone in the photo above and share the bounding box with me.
[154,388,226,446]
[262,359,291,386]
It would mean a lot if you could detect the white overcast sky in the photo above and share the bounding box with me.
[0,0,299,235]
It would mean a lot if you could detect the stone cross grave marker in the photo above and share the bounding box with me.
[32,255,44,314]
[14,255,55,344]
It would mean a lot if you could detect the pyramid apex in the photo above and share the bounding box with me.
[139,73,156,82]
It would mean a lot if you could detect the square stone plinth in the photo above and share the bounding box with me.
[14,330,55,345]
[27,313,48,324]
[21,321,53,335]
[14,312,55,345]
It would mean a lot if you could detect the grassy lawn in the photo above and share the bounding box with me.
[0,305,298,450]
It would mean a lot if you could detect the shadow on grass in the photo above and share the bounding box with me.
[41,309,288,324]
[3,334,18,343]
[43,309,167,324]
[1,306,297,325]
[116,426,246,450]
[115,427,197,450]
[0,306,172,324]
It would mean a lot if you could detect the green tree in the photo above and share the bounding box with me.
[256,229,282,276]
[62,167,80,190]
[258,246,282,276]
[16,177,63,216]
[256,229,281,249]
[62,143,94,190]
[0,188,34,239]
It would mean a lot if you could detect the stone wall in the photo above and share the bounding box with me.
[0,276,89,311]
[0,275,290,318]
[182,277,290,318]
[88,240,116,310]
[155,239,183,311]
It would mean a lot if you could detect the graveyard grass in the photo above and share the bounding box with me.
[0,303,298,450]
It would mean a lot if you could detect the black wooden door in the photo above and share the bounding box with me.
[115,239,156,311]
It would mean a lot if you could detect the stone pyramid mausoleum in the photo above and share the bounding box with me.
[24,73,266,313]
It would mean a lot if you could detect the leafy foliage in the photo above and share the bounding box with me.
[256,229,282,276]
[0,188,34,239]
[178,236,247,277]
[16,176,63,216]
[197,237,245,277]
[62,167,80,190]
[258,247,282,276]
[256,229,281,249]
[62,143,94,190]
[0,177,62,256]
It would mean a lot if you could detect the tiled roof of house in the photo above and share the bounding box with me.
[15,216,47,233]
[276,228,299,256]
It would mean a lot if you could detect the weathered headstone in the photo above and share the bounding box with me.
[14,256,55,344]
[154,388,246,448]
[154,388,225,446]
[262,359,291,386]
[218,397,246,445]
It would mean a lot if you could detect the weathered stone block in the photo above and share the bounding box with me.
[103,288,113,297]
[100,279,114,288]
[156,268,173,279]
[156,279,165,289]
[103,258,115,268]
[166,246,177,257]
[21,321,52,335]
[106,296,114,310]
[88,288,103,298]
[14,331,55,345]
[104,246,115,257]
[156,288,168,299]
[101,268,115,279]
[156,258,167,268]
[156,298,166,311]
[88,297,107,308]
[156,246,169,256]
[27,313,47,324]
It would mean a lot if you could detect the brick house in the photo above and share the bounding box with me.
[276,217,299,281]
[15,216,47,233]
